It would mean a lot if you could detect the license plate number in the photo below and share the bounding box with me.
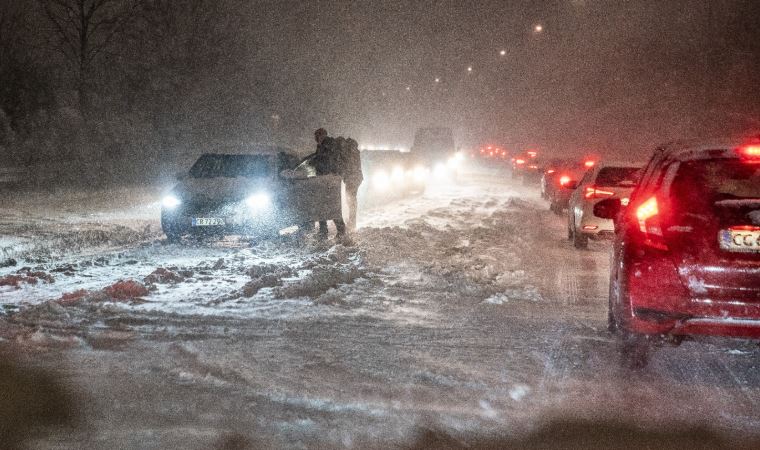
[719,229,760,252]
[192,218,225,227]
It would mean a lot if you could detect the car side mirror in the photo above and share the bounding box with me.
[563,180,578,190]
[175,171,188,181]
[594,198,622,220]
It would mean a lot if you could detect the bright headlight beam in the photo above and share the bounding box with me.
[162,195,181,208]
[246,192,271,209]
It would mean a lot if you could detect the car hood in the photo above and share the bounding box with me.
[173,176,273,203]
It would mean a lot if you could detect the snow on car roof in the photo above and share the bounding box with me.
[659,137,760,161]
[596,160,645,168]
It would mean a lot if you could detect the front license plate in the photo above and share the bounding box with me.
[192,217,225,227]
[719,229,760,253]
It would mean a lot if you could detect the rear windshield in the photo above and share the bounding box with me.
[595,167,641,187]
[670,159,760,206]
[189,154,273,178]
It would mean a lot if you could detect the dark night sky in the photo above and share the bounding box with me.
[233,0,760,158]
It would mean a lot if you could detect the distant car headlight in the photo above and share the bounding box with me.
[373,170,390,190]
[246,192,271,210]
[412,165,429,183]
[447,152,464,169]
[162,195,181,209]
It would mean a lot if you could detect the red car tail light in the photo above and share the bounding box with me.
[584,186,614,199]
[515,159,525,165]
[559,175,571,186]
[738,145,760,161]
[584,160,595,168]
[635,196,668,251]
[546,169,555,174]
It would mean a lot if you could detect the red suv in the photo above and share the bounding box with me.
[597,139,760,366]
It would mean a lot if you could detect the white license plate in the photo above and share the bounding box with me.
[719,229,760,252]
[192,217,225,227]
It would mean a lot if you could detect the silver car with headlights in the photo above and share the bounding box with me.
[161,151,344,242]
[566,161,643,249]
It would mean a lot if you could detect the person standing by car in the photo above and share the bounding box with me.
[312,128,364,238]
[313,128,346,238]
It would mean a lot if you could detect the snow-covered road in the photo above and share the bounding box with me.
[2,169,760,449]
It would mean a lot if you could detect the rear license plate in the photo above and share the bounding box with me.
[192,218,225,227]
[719,229,760,252]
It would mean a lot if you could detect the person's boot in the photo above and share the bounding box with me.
[335,220,347,238]
[317,221,329,240]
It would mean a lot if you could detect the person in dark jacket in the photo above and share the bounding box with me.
[313,128,347,238]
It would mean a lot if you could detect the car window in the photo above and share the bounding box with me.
[294,153,318,178]
[594,167,641,187]
[189,155,273,178]
[669,159,760,214]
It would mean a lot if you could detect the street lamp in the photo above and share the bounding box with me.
[499,49,506,56]
[533,24,543,33]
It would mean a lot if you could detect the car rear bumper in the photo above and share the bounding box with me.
[628,311,760,339]
[623,248,760,339]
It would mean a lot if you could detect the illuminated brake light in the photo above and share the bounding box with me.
[729,225,760,231]
[636,196,659,232]
[559,175,571,186]
[582,225,598,230]
[584,160,595,168]
[738,145,760,158]
[515,159,525,165]
[584,186,615,199]
[635,196,668,250]
[527,151,537,158]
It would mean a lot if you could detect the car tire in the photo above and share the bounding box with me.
[572,227,588,249]
[619,331,651,369]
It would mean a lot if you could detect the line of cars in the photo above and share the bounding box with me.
[160,128,464,243]
[535,139,760,367]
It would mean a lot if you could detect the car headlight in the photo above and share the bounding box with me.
[162,195,181,209]
[246,192,271,210]
[447,152,464,169]
[412,165,429,183]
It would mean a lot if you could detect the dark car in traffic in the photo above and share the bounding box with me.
[161,150,345,242]
[600,139,760,365]
[541,159,589,214]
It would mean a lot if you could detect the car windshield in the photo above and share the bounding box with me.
[189,154,274,178]
[595,167,641,187]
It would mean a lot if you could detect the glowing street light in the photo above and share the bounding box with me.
[434,77,440,83]
[533,24,544,33]
[467,66,472,73]
[499,49,506,56]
